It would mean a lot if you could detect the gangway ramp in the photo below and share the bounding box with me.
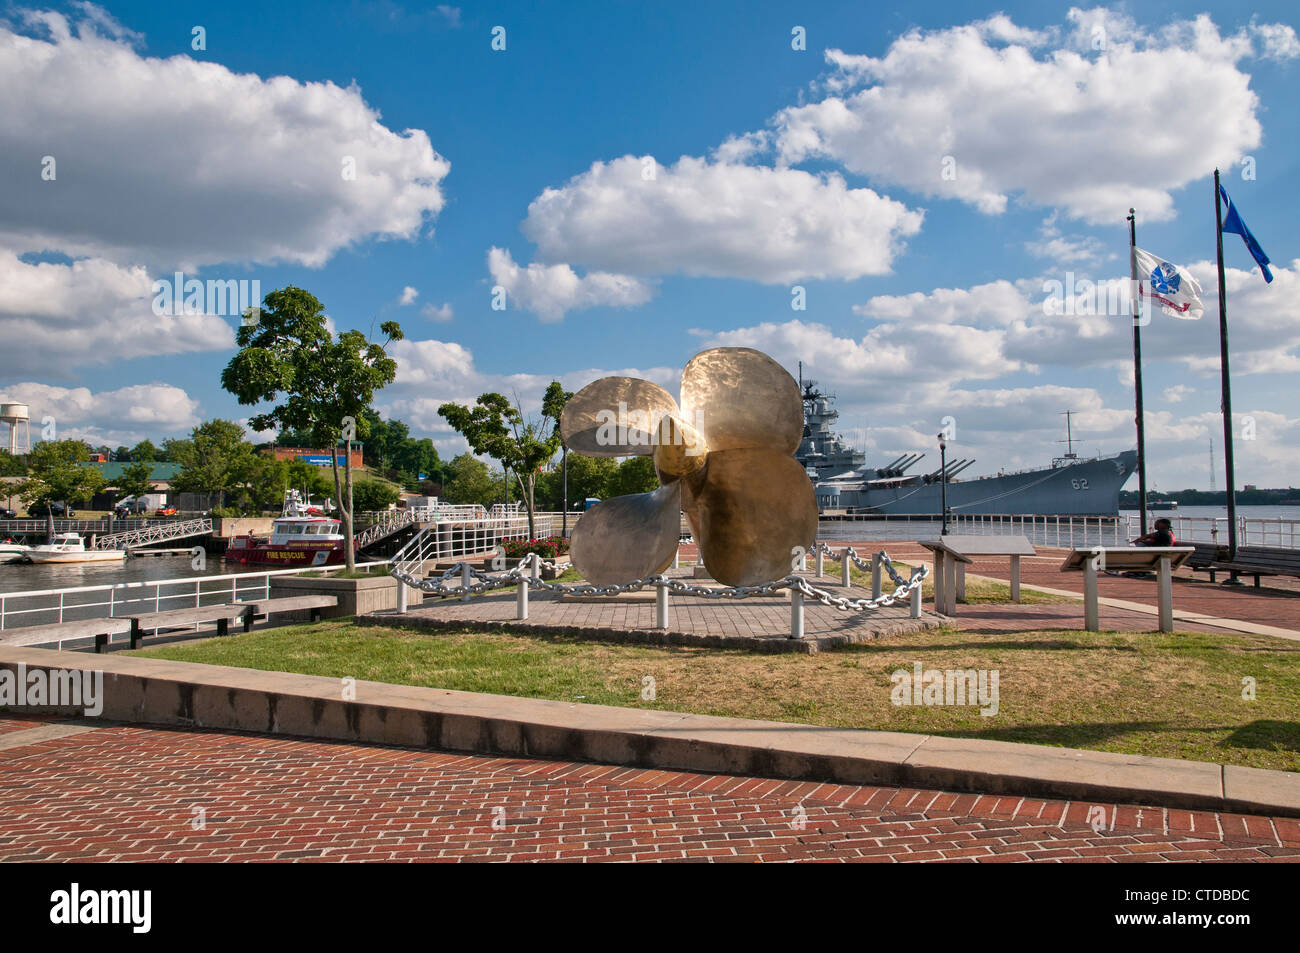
[93,518,214,551]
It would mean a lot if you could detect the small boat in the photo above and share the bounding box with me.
[25,533,127,564]
[0,540,32,564]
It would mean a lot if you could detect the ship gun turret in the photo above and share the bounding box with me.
[877,453,924,478]
[924,458,975,484]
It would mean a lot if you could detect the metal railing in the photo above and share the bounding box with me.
[93,518,214,550]
[0,518,166,535]
[1119,514,1300,548]
[0,562,390,631]
[389,514,530,582]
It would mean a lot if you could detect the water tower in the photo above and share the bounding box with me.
[1,404,30,455]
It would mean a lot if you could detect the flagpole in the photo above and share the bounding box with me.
[1128,208,1148,537]
[1213,168,1240,568]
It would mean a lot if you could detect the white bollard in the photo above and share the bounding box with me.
[790,588,804,640]
[815,546,824,579]
[531,552,541,581]
[516,573,529,620]
[397,581,408,614]
[461,562,471,603]
[673,547,679,569]
[871,553,882,600]
[910,585,921,618]
[656,584,669,629]
[841,548,851,587]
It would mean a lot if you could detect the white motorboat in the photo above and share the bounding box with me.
[25,533,126,564]
[0,541,32,564]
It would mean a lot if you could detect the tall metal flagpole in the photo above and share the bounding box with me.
[1128,209,1149,536]
[1213,168,1240,569]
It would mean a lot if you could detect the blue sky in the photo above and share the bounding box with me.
[1,0,1297,489]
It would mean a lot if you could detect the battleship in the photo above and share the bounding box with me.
[796,381,1137,516]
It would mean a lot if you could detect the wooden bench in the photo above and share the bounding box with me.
[0,618,133,653]
[1186,541,1228,581]
[919,535,1036,616]
[125,604,252,649]
[1209,545,1300,588]
[1061,546,1194,633]
[238,595,338,631]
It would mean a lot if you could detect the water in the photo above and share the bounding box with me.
[0,554,253,596]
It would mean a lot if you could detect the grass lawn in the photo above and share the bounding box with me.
[130,618,1300,773]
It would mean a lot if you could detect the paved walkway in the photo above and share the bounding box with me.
[2,715,1296,862]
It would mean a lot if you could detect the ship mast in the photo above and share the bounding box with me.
[1058,410,1078,459]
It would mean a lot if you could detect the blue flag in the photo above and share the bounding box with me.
[1219,185,1273,283]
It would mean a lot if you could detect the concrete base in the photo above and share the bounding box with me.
[7,645,1292,817]
[269,574,422,619]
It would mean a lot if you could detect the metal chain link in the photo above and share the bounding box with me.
[393,549,927,612]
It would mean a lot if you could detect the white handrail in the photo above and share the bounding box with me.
[0,561,390,630]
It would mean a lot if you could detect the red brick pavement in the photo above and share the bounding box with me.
[2,715,1297,862]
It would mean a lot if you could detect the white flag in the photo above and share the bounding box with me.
[1133,247,1203,320]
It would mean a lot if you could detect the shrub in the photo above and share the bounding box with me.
[502,535,570,560]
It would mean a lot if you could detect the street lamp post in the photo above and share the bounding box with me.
[938,433,949,536]
[561,444,568,538]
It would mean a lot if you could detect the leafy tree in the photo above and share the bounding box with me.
[169,420,256,510]
[0,450,27,477]
[352,479,401,514]
[111,461,155,507]
[536,454,615,510]
[610,455,659,497]
[441,453,496,507]
[438,382,567,538]
[220,285,403,569]
[16,440,106,539]
[113,445,131,462]
[129,439,160,463]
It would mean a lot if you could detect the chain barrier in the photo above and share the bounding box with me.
[393,548,927,612]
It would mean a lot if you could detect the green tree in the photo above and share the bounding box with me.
[438,382,567,538]
[0,450,27,477]
[441,453,496,507]
[129,439,160,463]
[220,285,404,569]
[536,453,615,510]
[16,440,106,540]
[352,479,401,514]
[111,460,155,507]
[610,455,659,497]
[169,420,256,510]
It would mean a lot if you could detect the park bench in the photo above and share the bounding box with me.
[124,603,253,649]
[0,618,133,653]
[1186,541,1228,581]
[1208,545,1300,588]
[238,595,338,631]
[919,535,1036,616]
[1061,546,1194,633]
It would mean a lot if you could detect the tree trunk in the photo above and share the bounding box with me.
[344,440,356,570]
[46,510,54,544]
[329,452,346,567]
[518,470,535,540]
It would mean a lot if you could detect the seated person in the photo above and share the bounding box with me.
[1132,518,1175,547]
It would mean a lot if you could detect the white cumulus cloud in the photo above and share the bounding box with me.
[487,247,654,322]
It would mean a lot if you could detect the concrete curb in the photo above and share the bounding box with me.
[2,645,1297,817]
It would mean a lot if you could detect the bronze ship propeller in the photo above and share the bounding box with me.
[560,346,818,587]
